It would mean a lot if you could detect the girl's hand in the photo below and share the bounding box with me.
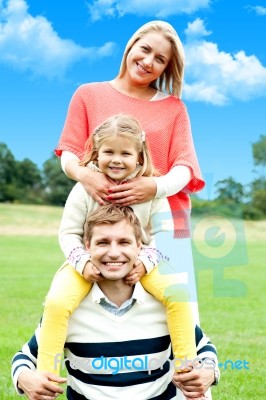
[106,177,157,206]
[124,260,146,285]
[83,261,103,283]
[78,168,116,205]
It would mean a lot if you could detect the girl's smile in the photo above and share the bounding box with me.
[97,135,139,182]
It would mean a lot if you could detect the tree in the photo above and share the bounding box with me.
[0,142,18,202]
[16,158,44,203]
[214,177,245,204]
[42,154,74,206]
[252,134,266,167]
[250,134,266,217]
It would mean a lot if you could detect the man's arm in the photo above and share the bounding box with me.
[11,326,66,399]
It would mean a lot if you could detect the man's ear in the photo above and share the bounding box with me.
[85,240,90,250]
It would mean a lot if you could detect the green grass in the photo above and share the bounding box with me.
[196,240,265,399]
[0,204,66,399]
[0,204,265,399]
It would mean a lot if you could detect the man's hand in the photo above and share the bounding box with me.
[172,363,215,399]
[17,369,66,400]
[83,261,103,283]
[124,260,146,285]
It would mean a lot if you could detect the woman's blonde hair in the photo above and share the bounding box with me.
[117,20,185,98]
[80,114,157,177]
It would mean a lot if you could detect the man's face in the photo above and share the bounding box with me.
[87,220,141,280]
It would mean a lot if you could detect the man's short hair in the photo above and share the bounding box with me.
[85,204,142,244]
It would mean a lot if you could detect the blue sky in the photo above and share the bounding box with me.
[0,0,266,199]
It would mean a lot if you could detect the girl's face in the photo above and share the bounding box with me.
[97,135,139,182]
[125,31,172,88]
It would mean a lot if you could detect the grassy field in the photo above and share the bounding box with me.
[0,203,265,399]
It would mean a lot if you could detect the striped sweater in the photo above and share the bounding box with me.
[12,284,217,400]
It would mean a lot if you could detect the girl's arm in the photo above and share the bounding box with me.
[59,183,93,275]
[106,165,191,205]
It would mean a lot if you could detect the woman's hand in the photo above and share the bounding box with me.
[106,177,157,206]
[78,168,115,205]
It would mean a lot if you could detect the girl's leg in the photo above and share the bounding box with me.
[37,262,92,375]
[140,237,207,400]
[140,263,196,371]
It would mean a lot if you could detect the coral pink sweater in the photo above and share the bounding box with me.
[55,82,205,237]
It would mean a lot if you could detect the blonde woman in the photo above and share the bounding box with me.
[53,21,207,398]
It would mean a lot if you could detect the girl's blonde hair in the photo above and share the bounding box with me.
[117,20,185,98]
[80,114,157,177]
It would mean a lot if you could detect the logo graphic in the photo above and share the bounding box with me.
[151,205,248,299]
[191,204,248,297]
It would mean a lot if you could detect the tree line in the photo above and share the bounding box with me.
[0,143,74,206]
[0,135,265,219]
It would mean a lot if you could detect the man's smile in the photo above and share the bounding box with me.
[104,262,125,266]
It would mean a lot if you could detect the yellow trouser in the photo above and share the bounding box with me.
[37,261,196,375]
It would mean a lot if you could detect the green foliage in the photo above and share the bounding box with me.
[0,143,18,202]
[214,177,245,204]
[16,158,44,204]
[204,135,266,219]
[250,135,266,217]
[252,134,266,167]
[191,197,244,219]
[0,143,74,205]
[42,154,75,206]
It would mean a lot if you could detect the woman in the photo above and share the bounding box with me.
[54,20,208,399]
[55,20,205,240]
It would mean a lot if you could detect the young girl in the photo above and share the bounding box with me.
[37,114,197,379]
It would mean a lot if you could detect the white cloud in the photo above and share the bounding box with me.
[0,0,116,78]
[246,5,266,16]
[87,0,211,21]
[185,18,212,39]
[183,19,266,105]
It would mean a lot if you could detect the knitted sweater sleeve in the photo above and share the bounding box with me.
[55,85,90,158]
[169,102,205,194]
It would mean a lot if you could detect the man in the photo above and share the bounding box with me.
[12,205,219,400]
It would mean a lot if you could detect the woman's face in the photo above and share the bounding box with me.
[125,31,172,87]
